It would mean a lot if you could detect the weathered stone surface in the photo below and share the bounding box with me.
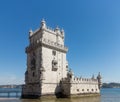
[22,19,102,98]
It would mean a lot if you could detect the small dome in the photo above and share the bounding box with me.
[97,72,102,79]
[41,18,45,23]
[55,26,60,30]
[41,19,46,29]
[61,28,64,34]
[29,29,33,36]
[29,29,33,33]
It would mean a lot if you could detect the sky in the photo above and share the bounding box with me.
[0,0,120,85]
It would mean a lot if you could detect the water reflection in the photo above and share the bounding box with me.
[20,96,100,102]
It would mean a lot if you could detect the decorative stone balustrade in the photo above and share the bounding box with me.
[26,38,68,53]
[41,38,68,52]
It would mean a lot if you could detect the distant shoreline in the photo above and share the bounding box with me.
[0,98,19,100]
[102,83,120,88]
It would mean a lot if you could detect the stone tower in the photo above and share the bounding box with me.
[22,19,102,98]
[22,19,68,98]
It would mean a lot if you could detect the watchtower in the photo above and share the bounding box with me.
[22,19,68,98]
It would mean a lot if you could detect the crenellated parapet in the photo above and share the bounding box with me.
[29,19,64,39]
[67,69,98,84]
[71,76,98,84]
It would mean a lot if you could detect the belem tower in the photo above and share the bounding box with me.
[22,19,102,98]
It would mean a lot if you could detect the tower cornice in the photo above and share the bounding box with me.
[26,38,68,53]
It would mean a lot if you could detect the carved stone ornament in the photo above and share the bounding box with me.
[52,59,58,71]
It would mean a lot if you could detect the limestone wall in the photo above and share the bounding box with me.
[22,84,41,96]
[43,30,56,43]
[70,77,100,94]
[30,30,42,44]
[26,48,41,84]
[41,83,61,95]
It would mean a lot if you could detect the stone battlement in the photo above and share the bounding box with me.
[29,24,64,39]
[71,77,98,84]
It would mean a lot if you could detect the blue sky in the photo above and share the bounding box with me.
[0,0,120,84]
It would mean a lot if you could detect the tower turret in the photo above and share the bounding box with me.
[29,29,33,37]
[61,28,65,39]
[67,69,74,79]
[41,19,46,29]
[55,26,60,34]
[97,72,102,89]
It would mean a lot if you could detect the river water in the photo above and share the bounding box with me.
[0,88,120,102]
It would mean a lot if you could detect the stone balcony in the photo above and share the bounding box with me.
[26,38,68,53]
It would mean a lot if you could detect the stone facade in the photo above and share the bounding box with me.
[22,19,102,98]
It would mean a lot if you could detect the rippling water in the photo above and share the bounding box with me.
[0,88,120,102]
[101,88,120,102]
